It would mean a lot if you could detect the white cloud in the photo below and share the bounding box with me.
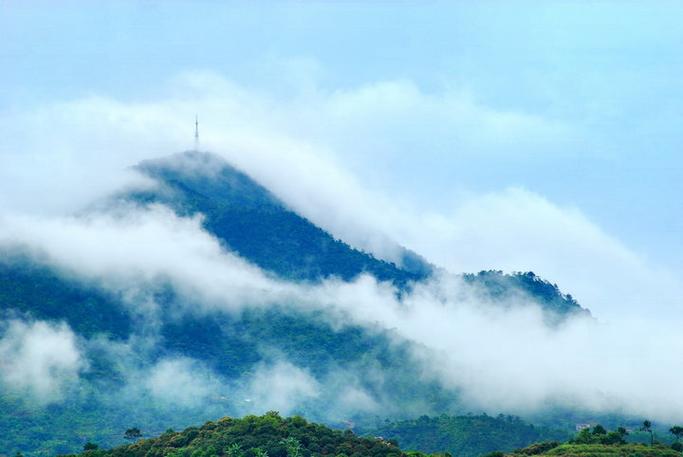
[1,71,682,423]
[1,202,682,422]
[143,357,226,408]
[0,205,289,312]
[1,71,677,322]
[0,319,84,403]
[399,188,683,320]
[237,361,320,416]
[308,273,683,422]
[0,71,572,266]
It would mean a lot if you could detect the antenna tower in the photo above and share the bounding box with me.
[194,115,200,151]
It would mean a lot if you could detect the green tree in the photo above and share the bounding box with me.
[226,443,244,457]
[252,448,268,457]
[280,437,302,457]
[641,420,654,446]
[83,442,99,451]
[671,426,683,443]
[124,427,142,441]
[592,425,607,436]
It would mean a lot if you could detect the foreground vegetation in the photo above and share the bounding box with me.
[61,412,449,457]
[486,424,683,457]
[365,414,569,457]
[500,443,681,457]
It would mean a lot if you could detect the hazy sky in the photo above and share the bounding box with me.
[2,0,683,271]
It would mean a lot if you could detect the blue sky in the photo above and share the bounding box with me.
[2,0,683,274]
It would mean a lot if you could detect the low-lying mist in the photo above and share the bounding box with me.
[1,74,682,429]
[1,198,682,424]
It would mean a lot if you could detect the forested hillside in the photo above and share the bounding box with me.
[0,152,589,457]
[61,413,449,457]
[132,152,432,286]
[485,423,683,457]
[365,414,569,457]
[132,152,586,316]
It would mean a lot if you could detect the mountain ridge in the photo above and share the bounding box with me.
[0,150,591,457]
[131,151,432,287]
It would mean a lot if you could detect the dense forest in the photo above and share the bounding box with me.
[364,414,569,457]
[59,412,449,457]
[485,423,683,457]
[132,152,432,287]
[56,417,683,457]
[0,152,595,457]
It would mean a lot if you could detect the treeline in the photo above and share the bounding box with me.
[364,413,569,457]
[61,412,449,457]
[483,422,683,457]
[571,422,683,450]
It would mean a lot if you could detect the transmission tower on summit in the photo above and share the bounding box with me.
[194,115,200,151]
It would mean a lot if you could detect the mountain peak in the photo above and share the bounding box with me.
[131,151,430,285]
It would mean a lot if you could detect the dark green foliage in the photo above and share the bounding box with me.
[123,428,142,441]
[133,152,431,287]
[492,425,681,457]
[591,426,606,436]
[643,421,655,446]
[670,426,683,442]
[462,271,588,318]
[159,306,398,379]
[514,442,560,455]
[511,443,682,457]
[571,425,627,446]
[60,413,442,457]
[83,442,99,451]
[0,252,131,339]
[365,414,569,457]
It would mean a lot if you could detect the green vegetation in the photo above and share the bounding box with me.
[570,425,629,446]
[0,152,596,457]
[462,271,588,318]
[364,414,569,457]
[0,253,131,339]
[60,413,448,457]
[507,443,680,457]
[134,152,431,287]
[487,424,683,457]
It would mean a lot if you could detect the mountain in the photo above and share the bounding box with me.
[61,413,449,457]
[129,151,432,286]
[363,414,569,457]
[128,151,586,317]
[134,153,586,313]
[0,150,589,457]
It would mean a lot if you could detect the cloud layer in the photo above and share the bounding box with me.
[1,200,682,422]
[2,72,680,321]
[0,72,682,424]
[0,319,84,403]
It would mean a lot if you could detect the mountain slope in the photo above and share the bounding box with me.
[130,151,586,316]
[130,151,431,287]
[463,271,589,318]
[0,150,590,457]
[0,251,131,339]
